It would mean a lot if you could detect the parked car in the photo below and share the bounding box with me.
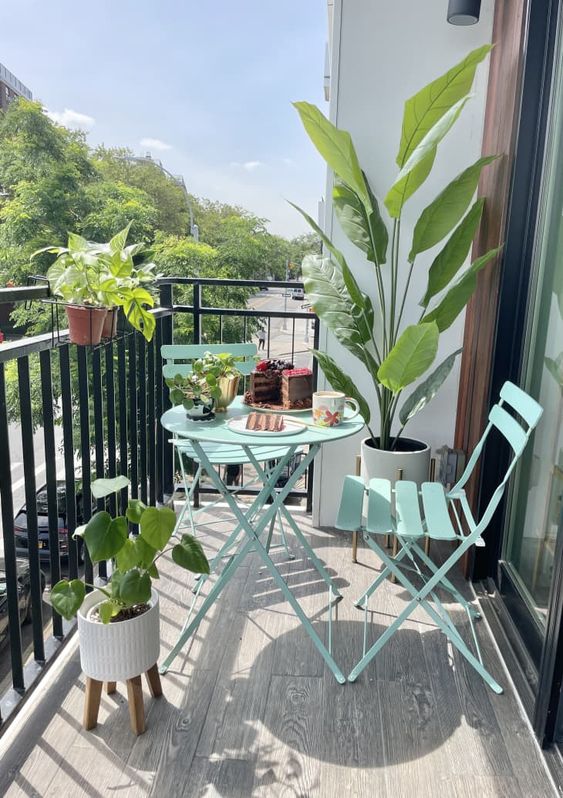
[14,482,84,564]
[0,558,45,648]
[291,287,304,301]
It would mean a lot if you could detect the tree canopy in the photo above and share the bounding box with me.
[0,98,320,293]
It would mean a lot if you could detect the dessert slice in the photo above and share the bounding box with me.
[246,412,285,431]
[281,368,313,409]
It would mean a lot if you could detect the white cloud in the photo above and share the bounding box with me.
[47,108,95,130]
[282,157,294,166]
[140,137,172,151]
[230,160,264,172]
[243,160,263,171]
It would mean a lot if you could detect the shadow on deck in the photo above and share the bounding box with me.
[0,507,555,797]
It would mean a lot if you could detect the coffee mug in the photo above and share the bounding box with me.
[312,391,360,427]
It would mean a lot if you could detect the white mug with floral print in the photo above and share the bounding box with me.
[312,391,360,427]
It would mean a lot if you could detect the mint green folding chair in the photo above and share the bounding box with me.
[336,381,543,692]
[162,344,295,559]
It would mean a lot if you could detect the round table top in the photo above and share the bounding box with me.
[161,397,365,447]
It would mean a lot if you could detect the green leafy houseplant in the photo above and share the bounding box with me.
[166,352,242,416]
[292,45,501,451]
[50,476,210,623]
[34,222,159,342]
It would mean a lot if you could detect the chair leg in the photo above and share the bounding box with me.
[126,676,145,735]
[352,530,358,563]
[105,681,116,695]
[145,664,163,698]
[83,677,103,730]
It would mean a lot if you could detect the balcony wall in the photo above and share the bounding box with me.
[314,0,496,526]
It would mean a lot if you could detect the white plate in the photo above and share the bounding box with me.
[227,416,305,436]
[243,401,311,414]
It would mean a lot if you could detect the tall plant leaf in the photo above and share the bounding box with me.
[399,348,462,426]
[289,201,347,272]
[384,151,436,220]
[422,246,501,331]
[313,349,371,425]
[385,98,470,218]
[332,180,373,260]
[302,255,371,358]
[290,201,378,343]
[332,178,388,266]
[293,102,368,204]
[364,173,389,265]
[421,198,485,307]
[397,44,492,167]
[377,322,439,392]
[409,156,497,259]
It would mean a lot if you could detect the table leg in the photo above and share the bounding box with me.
[191,443,346,683]
[244,447,342,597]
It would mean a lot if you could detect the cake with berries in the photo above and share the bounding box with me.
[281,368,313,409]
[245,359,313,409]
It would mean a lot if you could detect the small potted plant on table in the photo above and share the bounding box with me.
[166,369,220,421]
[50,476,209,735]
[196,351,242,411]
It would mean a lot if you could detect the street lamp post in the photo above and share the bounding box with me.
[117,153,199,240]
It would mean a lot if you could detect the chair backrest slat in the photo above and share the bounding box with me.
[500,381,543,427]
[489,404,528,454]
[161,343,257,379]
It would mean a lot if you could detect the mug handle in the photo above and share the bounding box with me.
[344,397,360,420]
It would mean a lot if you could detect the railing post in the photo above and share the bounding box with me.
[192,282,202,508]
[307,315,321,514]
[193,282,201,344]
[0,363,25,693]
[159,284,174,501]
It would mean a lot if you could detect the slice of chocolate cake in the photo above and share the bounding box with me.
[281,368,313,409]
[246,412,285,431]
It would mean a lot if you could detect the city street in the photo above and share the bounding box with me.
[247,287,315,368]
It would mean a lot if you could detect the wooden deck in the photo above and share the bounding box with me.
[0,505,556,797]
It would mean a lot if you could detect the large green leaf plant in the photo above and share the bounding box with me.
[292,46,501,450]
[33,222,160,341]
[50,476,210,623]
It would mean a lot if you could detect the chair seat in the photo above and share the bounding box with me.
[337,477,458,541]
[171,440,303,465]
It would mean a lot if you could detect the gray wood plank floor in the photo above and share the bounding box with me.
[0,506,556,798]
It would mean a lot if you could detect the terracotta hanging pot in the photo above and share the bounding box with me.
[65,305,107,346]
[101,307,119,339]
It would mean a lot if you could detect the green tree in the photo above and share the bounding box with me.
[93,147,189,236]
[0,99,94,283]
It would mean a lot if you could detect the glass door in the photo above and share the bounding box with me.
[501,30,563,663]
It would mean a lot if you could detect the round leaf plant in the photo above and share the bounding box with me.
[50,477,210,623]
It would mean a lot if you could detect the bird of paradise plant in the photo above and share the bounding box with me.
[292,45,501,451]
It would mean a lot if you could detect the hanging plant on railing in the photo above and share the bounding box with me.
[32,222,159,345]
[291,45,501,458]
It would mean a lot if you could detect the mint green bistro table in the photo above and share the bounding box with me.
[160,397,364,683]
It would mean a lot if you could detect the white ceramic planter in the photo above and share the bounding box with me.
[77,589,160,682]
[360,436,431,486]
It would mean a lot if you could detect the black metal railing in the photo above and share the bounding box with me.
[0,276,317,730]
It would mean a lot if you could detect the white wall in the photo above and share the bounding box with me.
[314,0,495,526]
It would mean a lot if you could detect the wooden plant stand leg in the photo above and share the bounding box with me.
[126,676,145,736]
[144,664,163,698]
[83,677,103,730]
[105,681,116,695]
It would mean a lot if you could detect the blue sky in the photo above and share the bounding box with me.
[0,0,328,237]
